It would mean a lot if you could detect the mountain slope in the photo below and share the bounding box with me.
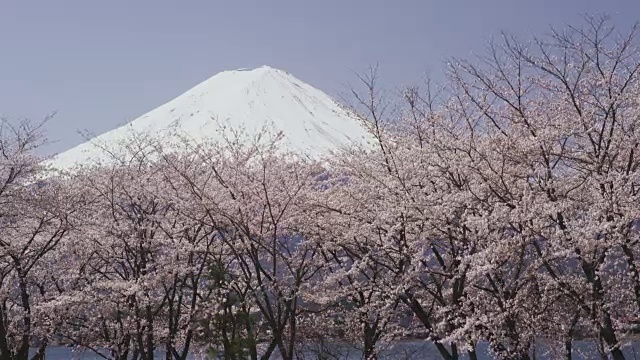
[48,66,374,170]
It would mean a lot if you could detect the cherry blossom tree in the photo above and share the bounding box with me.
[159,136,325,360]
[311,70,486,360]
[0,117,77,360]
[445,14,640,360]
[46,149,222,360]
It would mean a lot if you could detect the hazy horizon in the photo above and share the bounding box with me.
[1,0,639,156]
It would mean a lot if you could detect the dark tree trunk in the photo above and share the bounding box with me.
[468,348,478,360]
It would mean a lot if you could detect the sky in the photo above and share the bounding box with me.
[1,0,639,156]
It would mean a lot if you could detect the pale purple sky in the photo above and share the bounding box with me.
[1,1,638,155]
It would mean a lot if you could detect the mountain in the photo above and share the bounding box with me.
[47,66,374,171]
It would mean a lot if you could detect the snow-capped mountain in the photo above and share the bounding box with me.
[47,66,374,170]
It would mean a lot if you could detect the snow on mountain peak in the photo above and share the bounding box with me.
[47,66,375,171]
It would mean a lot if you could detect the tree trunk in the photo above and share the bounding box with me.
[260,337,278,360]
[402,296,458,360]
[29,338,47,360]
[363,322,378,360]
[16,272,31,360]
[468,348,478,360]
[565,339,572,360]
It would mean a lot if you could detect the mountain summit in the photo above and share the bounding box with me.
[48,66,374,170]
